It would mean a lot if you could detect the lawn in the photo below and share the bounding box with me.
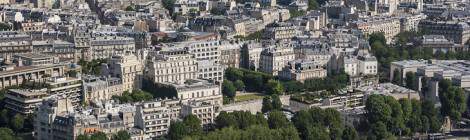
[235,94,265,102]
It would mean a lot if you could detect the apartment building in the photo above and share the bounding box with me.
[279,60,327,83]
[89,36,135,60]
[145,49,197,84]
[181,101,216,126]
[102,53,143,92]
[135,101,171,139]
[260,44,295,76]
[3,88,48,115]
[352,16,400,44]
[418,19,470,45]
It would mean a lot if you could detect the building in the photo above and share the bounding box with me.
[400,14,427,32]
[352,16,401,44]
[219,41,242,68]
[89,36,135,60]
[3,89,48,115]
[82,76,123,104]
[357,50,378,76]
[45,77,83,107]
[181,101,216,126]
[263,22,298,40]
[37,0,54,9]
[279,60,327,83]
[14,53,57,66]
[260,44,295,76]
[145,49,197,84]
[135,100,171,139]
[164,79,223,107]
[416,35,462,53]
[0,60,66,89]
[357,83,420,100]
[418,19,470,45]
[35,97,77,140]
[197,60,224,82]
[241,41,263,70]
[390,60,427,82]
[0,41,32,56]
[102,53,143,92]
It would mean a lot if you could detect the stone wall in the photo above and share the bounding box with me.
[220,95,290,114]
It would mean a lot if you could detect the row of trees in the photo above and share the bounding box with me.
[77,130,130,140]
[111,90,154,103]
[168,107,359,140]
[438,79,467,121]
[365,95,442,139]
[224,68,349,98]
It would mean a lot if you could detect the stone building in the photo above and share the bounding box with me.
[4,89,48,115]
[418,19,470,45]
[263,22,298,40]
[260,44,295,76]
[352,16,401,44]
[181,101,216,126]
[0,40,32,56]
[89,36,135,60]
[102,53,143,92]
[145,49,197,84]
[279,60,327,83]
[82,76,123,104]
[135,100,171,139]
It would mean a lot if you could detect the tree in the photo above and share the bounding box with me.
[243,73,263,92]
[225,68,244,81]
[439,85,466,121]
[125,5,135,11]
[223,80,237,99]
[282,81,303,94]
[342,125,359,140]
[86,132,107,140]
[368,122,394,140]
[365,95,391,124]
[0,128,17,140]
[271,94,283,110]
[233,80,245,91]
[405,72,417,90]
[267,111,290,129]
[183,115,202,136]
[307,0,319,10]
[168,121,187,140]
[392,69,401,85]
[289,9,306,18]
[265,80,284,95]
[77,135,89,140]
[306,126,330,140]
[262,96,273,113]
[368,32,387,46]
[162,0,176,14]
[112,130,131,140]
[10,114,24,132]
[0,109,8,126]
[215,111,237,129]
[0,23,10,31]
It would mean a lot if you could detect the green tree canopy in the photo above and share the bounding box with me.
[183,115,202,136]
[223,80,237,99]
[168,121,187,140]
[0,128,18,140]
[265,80,284,95]
[267,111,290,129]
[233,80,245,91]
[112,130,131,140]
